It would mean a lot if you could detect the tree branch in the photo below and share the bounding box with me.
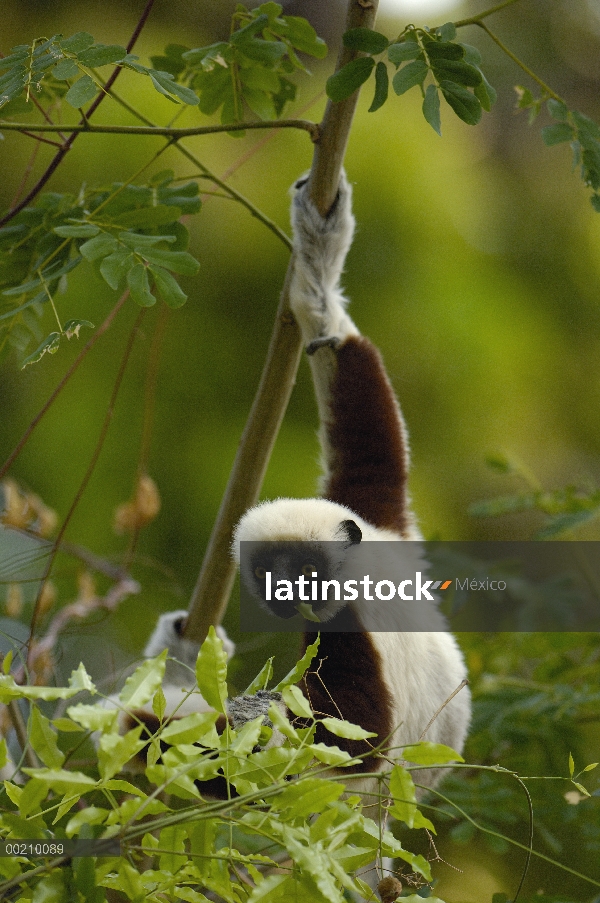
[0,119,319,141]
[183,0,380,644]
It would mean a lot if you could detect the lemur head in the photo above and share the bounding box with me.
[232,498,363,622]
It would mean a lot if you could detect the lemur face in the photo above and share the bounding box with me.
[247,542,338,619]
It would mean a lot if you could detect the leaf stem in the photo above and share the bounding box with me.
[454,0,521,27]
[476,22,564,102]
[37,270,62,333]
[0,291,128,480]
[27,307,145,661]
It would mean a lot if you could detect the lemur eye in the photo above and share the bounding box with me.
[301,562,317,576]
[254,566,267,580]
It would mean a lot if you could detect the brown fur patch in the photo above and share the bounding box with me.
[323,335,411,535]
[300,615,394,774]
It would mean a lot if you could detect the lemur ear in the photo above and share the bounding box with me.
[338,519,362,545]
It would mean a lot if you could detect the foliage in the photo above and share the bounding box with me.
[176,2,327,124]
[0,171,201,363]
[327,22,496,130]
[0,632,447,903]
[0,32,200,116]
[470,455,600,538]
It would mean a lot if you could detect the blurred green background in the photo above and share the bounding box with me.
[1,1,600,900]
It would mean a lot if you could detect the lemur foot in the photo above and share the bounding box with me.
[306,335,342,356]
[291,169,354,268]
[289,169,359,345]
[227,690,283,731]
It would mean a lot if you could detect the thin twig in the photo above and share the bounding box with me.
[454,0,521,28]
[7,700,39,770]
[418,679,469,741]
[477,22,563,102]
[27,310,145,662]
[0,291,129,481]
[0,0,156,229]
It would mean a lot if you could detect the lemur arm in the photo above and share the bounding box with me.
[289,174,413,537]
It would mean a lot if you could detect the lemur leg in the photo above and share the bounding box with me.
[290,174,414,537]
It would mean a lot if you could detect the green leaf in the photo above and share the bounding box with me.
[422,83,441,135]
[150,265,188,308]
[368,61,388,113]
[118,232,176,248]
[150,70,200,105]
[401,741,464,765]
[582,762,599,772]
[152,686,167,721]
[127,263,156,307]
[195,625,228,714]
[271,777,343,818]
[572,781,591,797]
[268,701,300,742]
[63,318,94,339]
[53,223,100,238]
[458,44,482,67]
[52,58,80,80]
[320,717,376,740]
[159,825,187,874]
[21,332,61,368]
[120,651,167,707]
[243,87,277,120]
[438,22,457,42]
[99,248,133,290]
[387,41,420,64]
[309,742,355,766]
[547,97,568,120]
[161,711,220,745]
[244,657,274,694]
[389,764,418,826]
[64,74,97,108]
[282,684,312,719]
[77,44,127,67]
[440,79,482,125]
[276,15,327,58]
[474,73,497,111]
[326,57,375,103]
[426,41,464,60]
[29,706,65,768]
[20,768,96,793]
[67,703,118,733]
[536,508,599,538]
[342,28,388,55]
[541,121,575,146]
[113,205,182,228]
[273,636,319,691]
[98,726,145,780]
[392,59,428,96]
[79,232,118,261]
[60,32,94,53]
[569,752,575,777]
[431,58,482,87]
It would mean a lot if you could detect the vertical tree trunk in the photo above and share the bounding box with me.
[184,0,380,644]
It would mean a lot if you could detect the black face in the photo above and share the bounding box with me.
[248,542,336,619]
